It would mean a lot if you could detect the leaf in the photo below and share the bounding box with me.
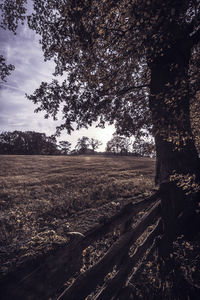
[98,29,104,35]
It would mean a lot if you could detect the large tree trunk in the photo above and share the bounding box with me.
[149,43,200,187]
[148,34,200,244]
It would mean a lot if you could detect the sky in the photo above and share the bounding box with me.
[0,18,114,152]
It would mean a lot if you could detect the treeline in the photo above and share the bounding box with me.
[0,131,59,155]
[106,135,155,157]
[0,131,102,156]
[0,131,155,157]
[72,136,102,155]
[72,135,155,157]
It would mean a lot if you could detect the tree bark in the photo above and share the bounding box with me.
[149,41,200,186]
[148,31,200,240]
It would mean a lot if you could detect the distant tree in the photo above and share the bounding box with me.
[59,141,71,155]
[23,131,47,154]
[12,131,26,154]
[120,136,132,155]
[89,138,102,152]
[106,136,120,155]
[106,135,131,155]
[0,131,58,155]
[75,136,90,154]
[0,131,12,154]
[70,149,78,156]
[0,131,27,154]
[45,135,58,155]
[106,139,115,155]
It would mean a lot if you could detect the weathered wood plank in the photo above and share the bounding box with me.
[94,218,162,300]
[57,200,161,300]
[82,193,158,246]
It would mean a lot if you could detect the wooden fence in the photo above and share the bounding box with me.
[0,190,194,300]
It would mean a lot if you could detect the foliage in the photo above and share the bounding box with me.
[106,134,132,155]
[0,55,15,82]
[170,172,200,195]
[191,91,200,154]
[106,134,155,157]
[0,130,59,155]
[26,0,152,136]
[59,140,71,155]
[0,0,27,82]
[89,137,102,152]
[22,0,199,138]
[189,43,200,154]
[75,136,90,154]
[132,137,155,157]
[75,136,102,153]
[0,0,27,33]
[129,232,200,299]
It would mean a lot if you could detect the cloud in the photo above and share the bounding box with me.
[0,83,27,93]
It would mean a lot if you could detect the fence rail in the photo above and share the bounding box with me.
[57,200,161,300]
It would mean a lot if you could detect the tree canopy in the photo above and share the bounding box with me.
[1,1,199,139]
[89,137,102,151]
[75,136,102,153]
[106,134,132,155]
[24,0,199,137]
[0,130,59,155]
[59,140,71,155]
[0,0,27,82]
[75,136,90,153]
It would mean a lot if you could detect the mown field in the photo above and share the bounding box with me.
[0,155,155,276]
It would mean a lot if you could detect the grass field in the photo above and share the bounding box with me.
[0,155,155,276]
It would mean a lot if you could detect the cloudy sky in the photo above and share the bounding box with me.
[0,19,114,151]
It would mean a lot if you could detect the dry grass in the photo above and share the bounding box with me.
[0,155,155,275]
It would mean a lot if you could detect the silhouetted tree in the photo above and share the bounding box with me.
[89,138,102,152]
[120,136,132,155]
[45,135,58,155]
[106,135,131,155]
[75,136,90,154]
[59,141,71,155]
[0,131,59,155]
